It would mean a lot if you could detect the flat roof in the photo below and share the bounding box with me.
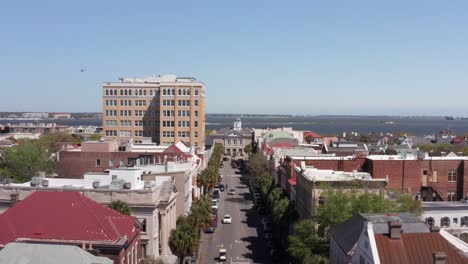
[298,166,385,182]
[422,201,468,211]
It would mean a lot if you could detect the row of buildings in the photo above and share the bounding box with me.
[0,74,210,263]
[248,126,468,262]
[0,138,206,263]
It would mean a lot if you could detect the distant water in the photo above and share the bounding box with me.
[3,116,468,136]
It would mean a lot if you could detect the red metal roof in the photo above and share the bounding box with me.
[375,232,467,264]
[0,191,139,246]
[303,131,322,138]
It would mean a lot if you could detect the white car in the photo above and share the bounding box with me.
[228,189,236,195]
[222,214,232,224]
[211,203,219,211]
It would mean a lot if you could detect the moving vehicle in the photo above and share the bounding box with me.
[219,184,225,191]
[228,189,236,195]
[219,248,227,262]
[222,214,232,224]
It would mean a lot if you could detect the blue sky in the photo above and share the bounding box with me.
[1,0,467,115]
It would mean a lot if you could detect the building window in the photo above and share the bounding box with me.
[109,160,114,167]
[142,243,147,257]
[195,110,198,117]
[422,169,428,176]
[441,217,450,228]
[448,169,457,182]
[194,100,199,106]
[194,121,198,127]
[96,159,101,166]
[360,255,365,264]
[195,131,198,137]
[461,216,468,227]
[425,217,434,227]
[454,218,458,224]
[448,191,456,202]
[194,89,199,96]
[120,160,125,166]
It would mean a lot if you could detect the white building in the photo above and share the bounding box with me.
[422,201,468,242]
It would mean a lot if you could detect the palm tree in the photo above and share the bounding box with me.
[169,216,199,264]
[188,196,211,233]
[108,200,131,216]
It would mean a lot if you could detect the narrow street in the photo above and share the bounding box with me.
[198,160,271,264]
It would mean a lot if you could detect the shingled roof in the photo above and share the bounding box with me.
[0,191,139,247]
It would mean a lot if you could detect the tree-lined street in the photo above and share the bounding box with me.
[199,160,270,264]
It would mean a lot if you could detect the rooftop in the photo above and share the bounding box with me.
[422,201,468,211]
[297,166,383,182]
[375,232,467,264]
[0,191,140,246]
[0,242,112,264]
[104,74,203,84]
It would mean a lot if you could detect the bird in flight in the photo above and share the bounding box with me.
[81,68,86,72]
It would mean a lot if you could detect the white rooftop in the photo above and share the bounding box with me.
[297,166,385,182]
[105,74,201,84]
[12,168,172,191]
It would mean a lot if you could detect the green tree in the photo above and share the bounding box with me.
[267,187,283,210]
[315,187,423,232]
[305,135,315,144]
[88,134,101,141]
[359,135,371,143]
[169,216,199,264]
[384,148,398,155]
[108,200,132,216]
[243,144,253,156]
[2,139,55,182]
[38,132,79,154]
[247,153,270,179]
[258,172,273,196]
[188,196,211,233]
[288,220,329,264]
[272,197,289,224]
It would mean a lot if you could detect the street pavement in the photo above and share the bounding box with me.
[198,160,272,264]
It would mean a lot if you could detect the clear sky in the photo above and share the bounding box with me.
[1,0,467,116]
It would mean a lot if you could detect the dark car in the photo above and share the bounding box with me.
[219,184,225,191]
[223,157,229,161]
[204,226,215,233]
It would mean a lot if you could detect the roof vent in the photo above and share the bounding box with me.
[432,251,447,264]
[30,177,41,187]
[124,182,132,189]
[92,181,100,189]
[41,179,49,187]
[430,226,441,233]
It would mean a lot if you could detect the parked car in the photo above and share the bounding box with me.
[222,214,232,224]
[204,226,215,233]
[219,184,225,191]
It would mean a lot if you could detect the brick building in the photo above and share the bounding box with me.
[277,154,468,202]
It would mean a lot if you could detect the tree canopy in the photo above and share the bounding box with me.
[1,139,55,182]
[108,200,132,216]
[169,216,199,264]
[288,220,328,264]
[315,188,422,232]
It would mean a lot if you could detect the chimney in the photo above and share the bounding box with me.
[432,251,447,264]
[10,193,19,207]
[430,226,441,233]
[388,221,402,239]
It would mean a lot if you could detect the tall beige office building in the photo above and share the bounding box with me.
[102,74,206,147]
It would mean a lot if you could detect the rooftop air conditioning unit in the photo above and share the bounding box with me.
[124,182,132,189]
[92,181,100,189]
[41,179,49,187]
